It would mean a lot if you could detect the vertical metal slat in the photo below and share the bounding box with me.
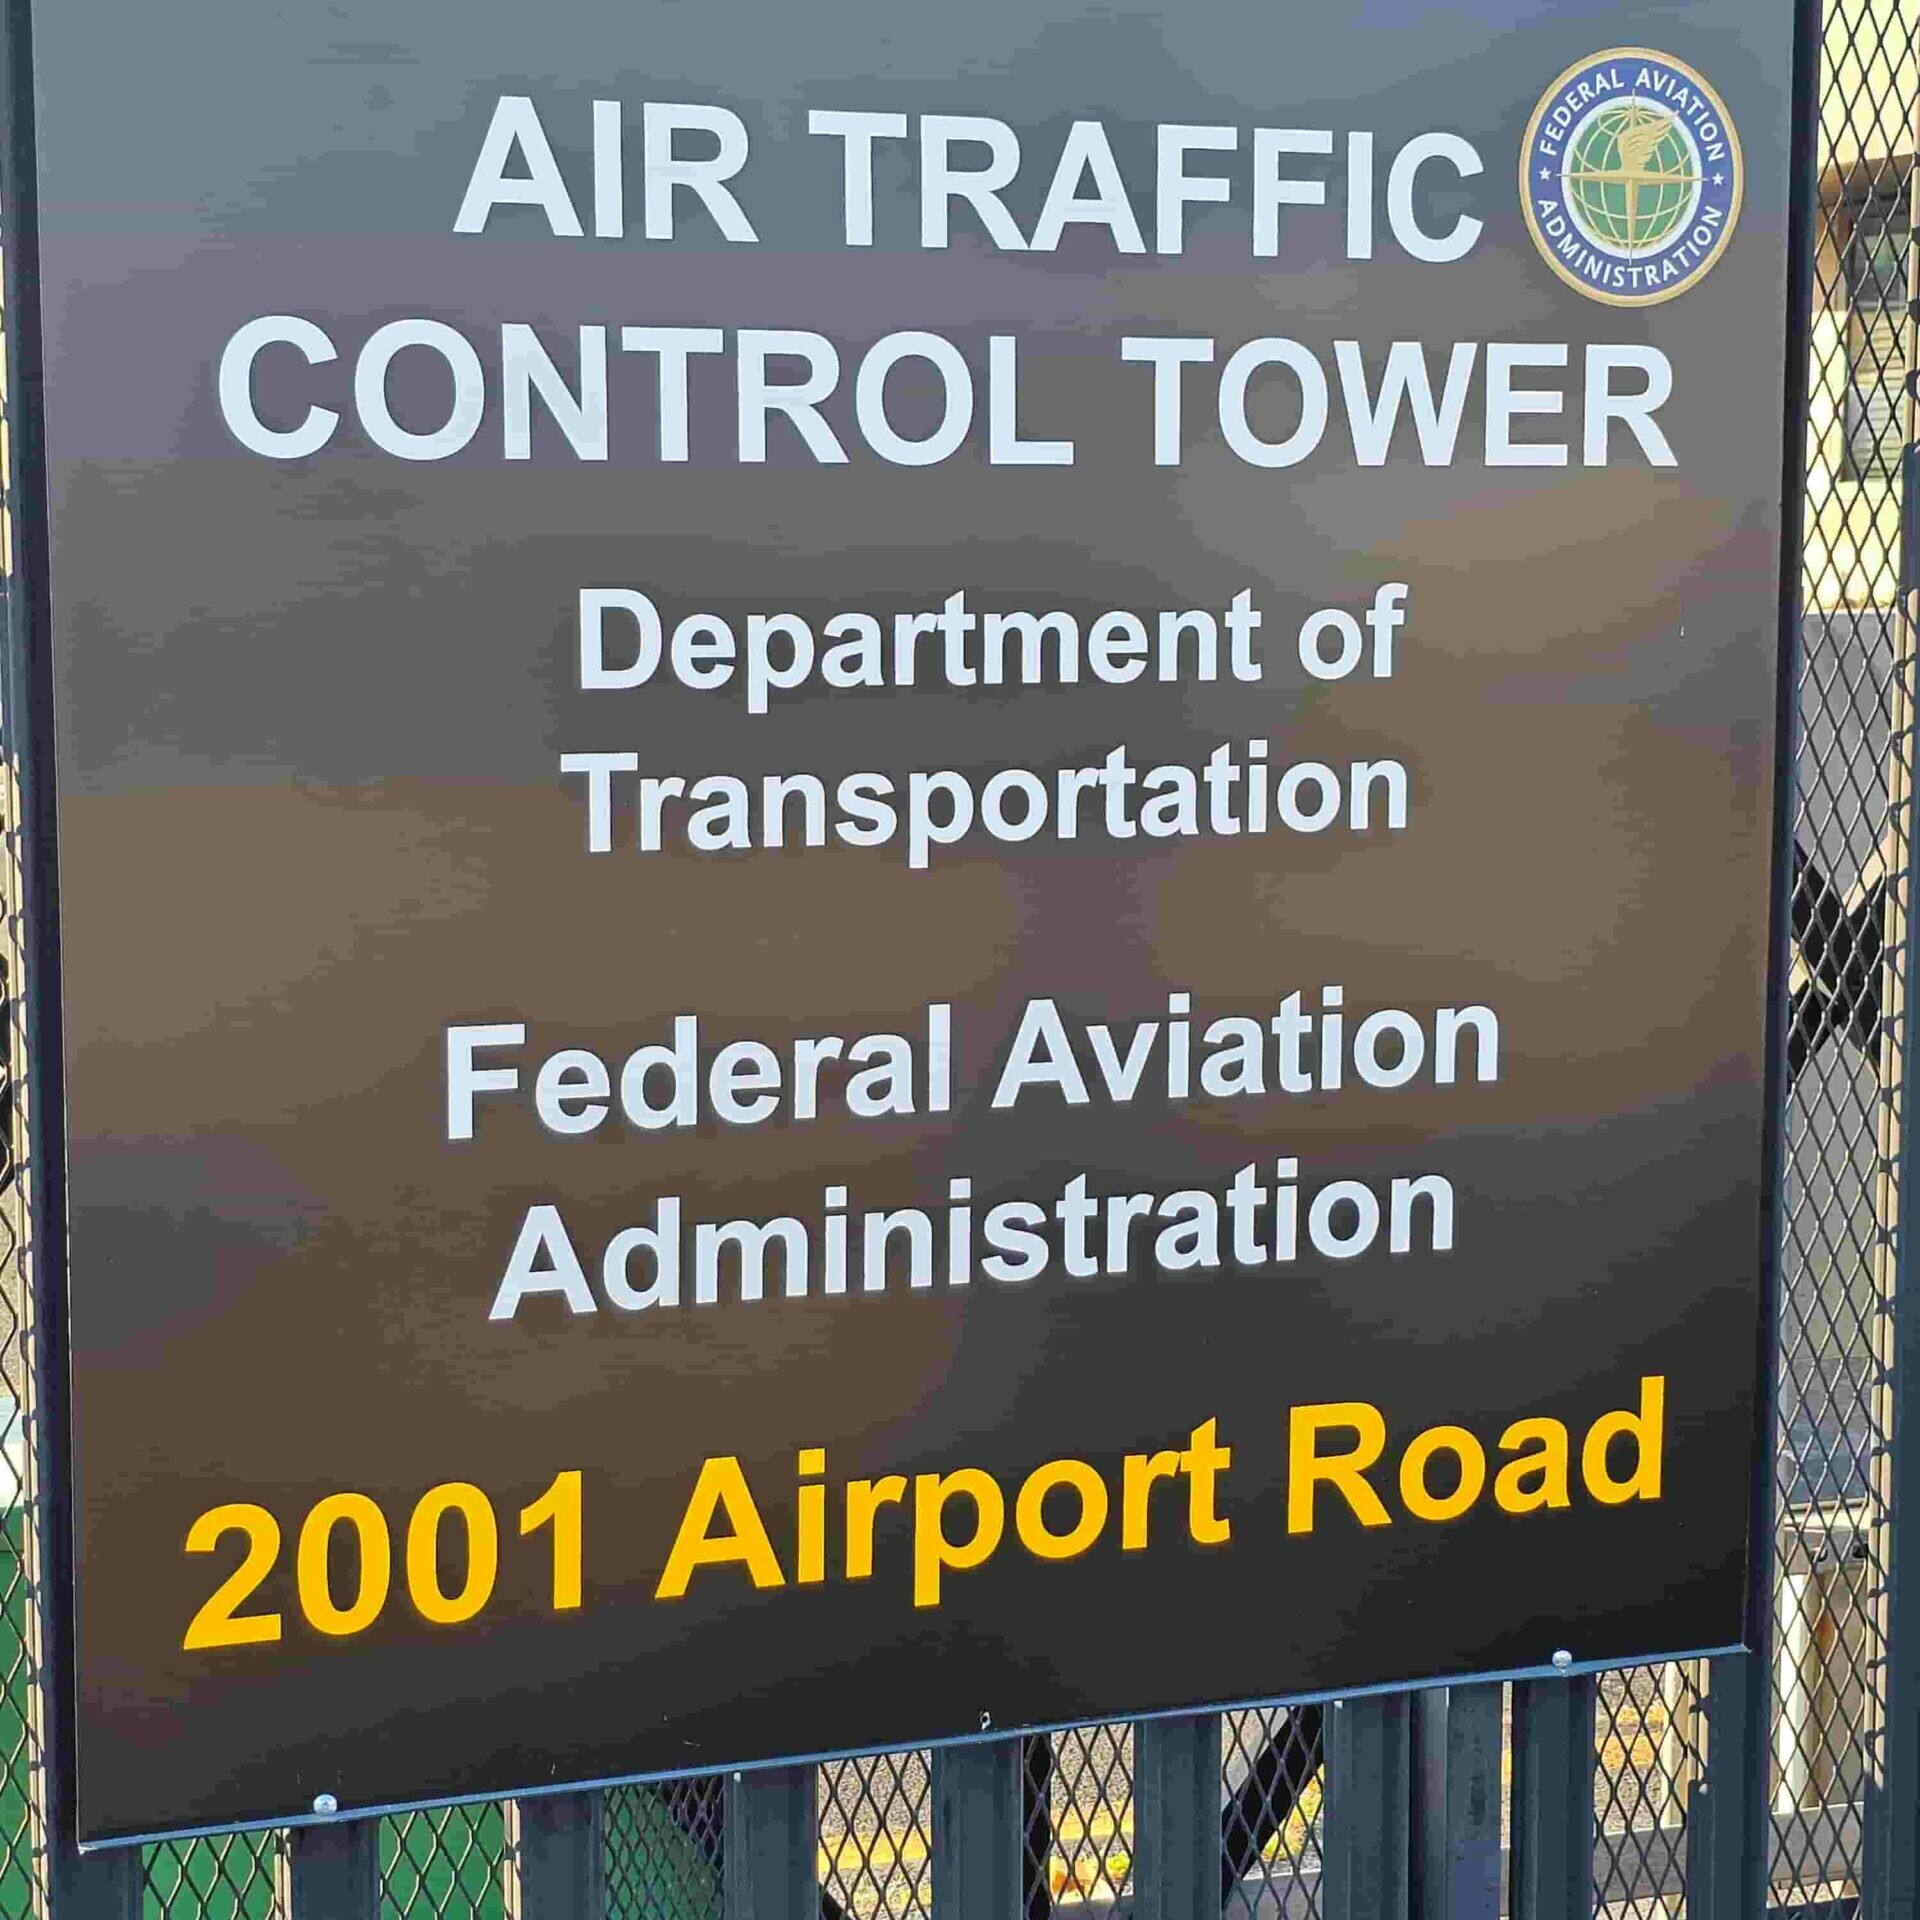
[1323,1694,1412,1920]
[1411,1683,1503,1920]
[1510,1674,1597,1920]
[42,1846,140,1920]
[724,1766,817,1920]
[507,1791,604,1920]
[1132,1712,1221,1919]
[1693,1652,1770,1920]
[287,1819,380,1920]
[932,1739,1022,1920]
[1875,41,1920,1912]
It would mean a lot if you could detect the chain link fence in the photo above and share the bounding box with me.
[0,0,1906,1913]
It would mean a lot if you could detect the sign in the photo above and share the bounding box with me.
[18,0,1796,1844]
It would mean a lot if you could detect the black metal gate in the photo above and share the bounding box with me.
[0,1,1911,1914]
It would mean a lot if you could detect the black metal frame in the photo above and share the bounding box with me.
[0,0,135,1906]
[0,0,1852,1910]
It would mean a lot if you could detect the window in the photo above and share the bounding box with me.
[1842,182,1910,485]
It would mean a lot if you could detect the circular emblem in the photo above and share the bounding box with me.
[1521,49,1742,306]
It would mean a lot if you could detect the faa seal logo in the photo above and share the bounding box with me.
[1521,49,1742,306]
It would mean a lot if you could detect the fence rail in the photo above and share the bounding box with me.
[1,1672,1862,1919]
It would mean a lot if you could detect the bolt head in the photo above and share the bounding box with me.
[312,1793,339,1817]
[1551,1649,1574,1671]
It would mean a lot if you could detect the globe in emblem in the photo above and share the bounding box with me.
[1521,50,1743,306]
[1563,103,1700,256]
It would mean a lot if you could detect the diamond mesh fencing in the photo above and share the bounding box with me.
[818,1750,931,1919]
[0,248,38,1920]
[0,3,1910,1916]
[1033,1725,1132,1910]
[1592,1664,1704,1912]
[1768,0,1914,1912]
[1223,1706,1324,1918]
[142,1834,285,1920]
[379,1806,508,1920]
[605,1780,723,1920]
[0,749,37,1920]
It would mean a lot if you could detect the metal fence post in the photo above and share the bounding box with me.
[1322,1694,1412,1920]
[42,1846,141,1920]
[287,1818,380,1920]
[1874,52,1920,1914]
[1880,949,1920,1920]
[723,1767,817,1920]
[508,1792,604,1920]
[931,1739,1022,1920]
[0,12,108,1916]
[1132,1712,1220,1919]
[1510,1674,1596,1920]
[1410,1684,1503,1920]
[1699,4,1821,1917]
[1693,1653,1771,1920]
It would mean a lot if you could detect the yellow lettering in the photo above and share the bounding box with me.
[1494,1418,1571,1513]
[1288,1402,1390,1533]
[797,1448,827,1585]
[1581,1376,1665,1506]
[913,1469,1004,1608]
[1182,1418,1233,1545]
[1015,1459,1108,1562]
[1120,1449,1180,1550]
[655,1456,784,1600]
[1398,1425,1486,1522]
[845,1474,907,1579]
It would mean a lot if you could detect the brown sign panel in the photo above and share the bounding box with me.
[19,0,1793,1842]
